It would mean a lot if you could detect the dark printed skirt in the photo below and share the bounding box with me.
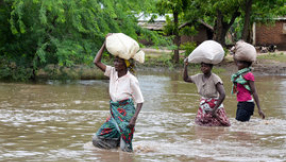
[93,99,135,152]
[195,98,231,127]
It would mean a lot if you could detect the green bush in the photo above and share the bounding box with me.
[0,0,163,81]
[180,42,197,57]
[223,47,229,57]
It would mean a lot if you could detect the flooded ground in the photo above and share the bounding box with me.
[0,70,285,162]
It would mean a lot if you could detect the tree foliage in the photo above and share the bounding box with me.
[240,0,286,42]
[0,0,158,81]
[1,0,285,80]
[155,0,195,63]
[185,0,285,45]
[195,0,242,46]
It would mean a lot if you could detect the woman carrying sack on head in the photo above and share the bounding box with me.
[183,40,231,127]
[92,33,144,152]
[183,59,231,126]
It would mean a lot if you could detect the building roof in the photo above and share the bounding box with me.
[138,14,214,31]
[255,16,286,21]
[136,13,172,31]
[138,21,166,31]
[137,13,173,22]
[198,19,214,31]
[273,17,286,20]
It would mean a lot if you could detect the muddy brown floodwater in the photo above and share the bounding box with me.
[0,70,285,162]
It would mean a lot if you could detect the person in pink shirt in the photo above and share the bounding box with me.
[92,33,144,152]
[231,60,265,121]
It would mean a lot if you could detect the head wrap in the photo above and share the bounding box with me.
[124,60,131,68]
[124,59,136,75]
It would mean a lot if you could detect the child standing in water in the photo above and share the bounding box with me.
[231,59,265,122]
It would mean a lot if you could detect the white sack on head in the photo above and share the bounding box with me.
[133,50,145,63]
[187,40,224,65]
[234,40,256,62]
[105,33,140,60]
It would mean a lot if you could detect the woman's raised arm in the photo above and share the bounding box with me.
[94,42,107,72]
[183,58,194,83]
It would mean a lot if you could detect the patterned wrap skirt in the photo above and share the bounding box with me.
[93,99,135,152]
[195,98,231,127]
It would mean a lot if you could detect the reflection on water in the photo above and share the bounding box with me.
[0,71,285,162]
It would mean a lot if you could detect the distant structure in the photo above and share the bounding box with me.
[253,17,286,50]
[137,13,213,46]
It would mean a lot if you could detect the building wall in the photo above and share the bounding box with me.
[255,20,286,50]
[181,26,211,45]
[138,24,213,47]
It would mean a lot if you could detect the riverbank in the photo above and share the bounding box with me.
[140,49,286,74]
[222,51,286,74]
[33,50,286,81]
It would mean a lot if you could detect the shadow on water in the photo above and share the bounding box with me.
[0,70,285,162]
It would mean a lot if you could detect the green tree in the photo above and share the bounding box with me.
[0,0,158,81]
[198,0,241,46]
[156,0,192,63]
[241,0,286,42]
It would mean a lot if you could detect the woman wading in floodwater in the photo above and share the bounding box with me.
[183,59,231,126]
[92,34,144,152]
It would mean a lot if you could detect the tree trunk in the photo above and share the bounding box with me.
[247,23,253,43]
[213,10,226,46]
[241,0,253,42]
[213,9,240,47]
[173,11,180,64]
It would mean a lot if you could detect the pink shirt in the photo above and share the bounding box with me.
[104,66,144,103]
[236,72,255,102]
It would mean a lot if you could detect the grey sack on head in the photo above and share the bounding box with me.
[234,40,257,62]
